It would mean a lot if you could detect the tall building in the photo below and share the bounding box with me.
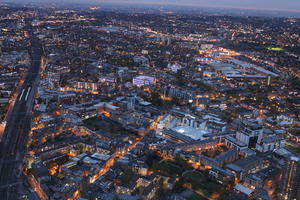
[281,156,300,200]
[236,121,263,149]
[127,95,136,110]
[267,75,272,86]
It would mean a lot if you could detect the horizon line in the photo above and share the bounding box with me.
[98,0,300,13]
[3,0,300,14]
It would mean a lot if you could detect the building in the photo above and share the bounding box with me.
[162,139,217,152]
[281,156,300,200]
[167,63,182,73]
[171,126,207,140]
[132,76,155,87]
[255,135,285,152]
[75,81,98,91]
[193,57,214,63]
[236,121,263,149]
[141,183,158,200]
[287,131,300,143]
[46,71,60,89]
[209,166,235,185]
[224,135,247,151]
[157,113,177,130]
[244,166,280,189]
[226,155,269,181]
[215,149,239,166]
[234,184,254,197]
[159,129,194,143]
[164,87,195,101]
[200,44,214,50]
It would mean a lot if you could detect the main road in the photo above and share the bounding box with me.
[0,31,43,199]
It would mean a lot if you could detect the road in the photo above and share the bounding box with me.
[26,173,48,200]
[0,33,43,199]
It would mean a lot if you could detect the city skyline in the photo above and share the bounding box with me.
[11,0,300,13]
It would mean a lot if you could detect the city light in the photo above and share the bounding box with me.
[0,3,299,200]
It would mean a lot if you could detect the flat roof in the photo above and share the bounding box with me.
[225,136,247,147]
[233,155,264,170]
[172,126,208,140]
[234,184,254,196]
[162,129,194,142]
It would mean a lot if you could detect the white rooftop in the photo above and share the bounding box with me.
[172,126,208,140]
[234,184,254,196]
[291,156,300,162]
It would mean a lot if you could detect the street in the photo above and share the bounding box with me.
[0,34,43,199]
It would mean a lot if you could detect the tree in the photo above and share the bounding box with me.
[120,169,134,184]
[151,92,162,106]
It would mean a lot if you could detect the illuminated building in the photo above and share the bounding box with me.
[167,63,182,73]
[193,57,214,63]
[75,81,98,91]
[159,129,194,143]
[31,19,41,26]
[267,75,272,86]
[132,75,155,87]
[281,156,300,200]
[200,44,214,50]
[172,126,207,140]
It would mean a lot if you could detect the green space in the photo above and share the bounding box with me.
[146,154,225,199]
[83,116,134,136]
[147,154,193,176]
[120,169,134,184]
[202,145,229,158]
[56,173,65,179]
[150,92,181,107]
[152,160,187,175]
[182,171,225,199]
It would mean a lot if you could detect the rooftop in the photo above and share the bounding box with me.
[172,126,208,140]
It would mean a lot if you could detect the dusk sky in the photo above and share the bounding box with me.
[66,0,300,12]
[10,0,300,13]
